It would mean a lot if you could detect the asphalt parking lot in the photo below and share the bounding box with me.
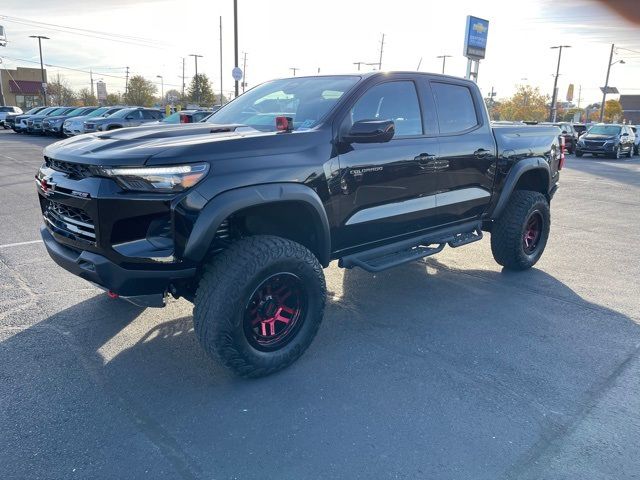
[1,128,639,480]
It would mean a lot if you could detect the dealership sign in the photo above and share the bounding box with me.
[463,16,489,60]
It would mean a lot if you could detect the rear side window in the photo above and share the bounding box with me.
[431,82,478,134]
[142,110,160,119]
[348,81,423,137]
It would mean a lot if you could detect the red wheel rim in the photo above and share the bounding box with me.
[243,273,307,351]
[523,211,543,254]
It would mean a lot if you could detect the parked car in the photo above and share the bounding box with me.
[576,124,635,158]
[37,72,563,377]
[630,126,640,155]
[0,106,23,128]
[541,122,577,153]
[63,106,126,136]
[8,106,47,132]
[84,107,163,132]
[159,109,211,124]
[28,107,75,134]
[43,106,98,137]
[16,107,59,133]
[571,123,588,138]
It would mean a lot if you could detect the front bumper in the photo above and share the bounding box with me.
[41,226,196,298]
[576,142,616,154]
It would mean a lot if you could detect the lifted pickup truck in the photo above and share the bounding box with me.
[36,72,563,377]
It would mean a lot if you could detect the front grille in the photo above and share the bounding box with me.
[45,157,92,179]
[42,199,96,244]
[43,121,51,128]
[586,141,605,147]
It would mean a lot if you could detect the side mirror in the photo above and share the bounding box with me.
[343,120,395,144]
[561,130,568,134]
[621,132,629,137]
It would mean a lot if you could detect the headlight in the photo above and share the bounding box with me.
[99,164,209,192]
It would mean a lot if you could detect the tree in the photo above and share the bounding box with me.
[496,85,549,122]
[187,73,215,106]
[105,93,123,106]
[77,88,97,106]
[124,75,157,106]
[164,88,183,105]
[47,74,77,106]
[603,99,622,123]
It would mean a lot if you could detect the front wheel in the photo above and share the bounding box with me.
[575,150,583,157]
[611,145,622,159]
[193,235,326,378]
[490,190,550,271]
[627,145,633,158]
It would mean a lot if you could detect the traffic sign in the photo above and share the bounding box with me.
[232,67,243,81]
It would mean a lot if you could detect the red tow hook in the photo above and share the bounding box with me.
[107,291,119,299]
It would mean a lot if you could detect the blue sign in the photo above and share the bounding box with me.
[464,15,489,60]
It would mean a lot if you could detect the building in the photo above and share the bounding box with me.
[0,67,47,109]
[620,95,640,125]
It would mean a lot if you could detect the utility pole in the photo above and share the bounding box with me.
[353,62,365,71]
[378,33,385,70]
[549,45,571,122]
[577,84,582,109]
[156,75,164,106]
[29,35,49,106]
[487,86,496,120]
[233,0,239,98]
[124,66,130,100]
[181,57,185,104]
[90,69,94,99]
[436,54,452,74]
[242,51,248,93]
[416,58,422,71]
[598,44,625,123]
[189,53,203,104]
[219,16,223,105]
[289,67,299,76]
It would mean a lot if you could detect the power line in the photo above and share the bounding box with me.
[0,55,183,87]
[0,15,173,49]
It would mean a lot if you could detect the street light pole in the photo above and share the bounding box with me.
[189,53,203,105]
[549,45,570,122]
[436,55,452,74]
[30,35,49,106]
[156,75,164,106]
[289,67,299,76]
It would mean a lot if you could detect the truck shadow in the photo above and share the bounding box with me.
[2,260,640,478]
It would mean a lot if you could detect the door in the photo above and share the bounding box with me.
[334,79,440,252]
[429,80,497,225]
[125,110,144,126]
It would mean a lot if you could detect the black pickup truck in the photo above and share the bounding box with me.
[36,72,563,377]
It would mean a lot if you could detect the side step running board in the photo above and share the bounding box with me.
[340,222,482,273]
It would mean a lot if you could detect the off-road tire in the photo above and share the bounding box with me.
[193,235,326,378]
[611,145,621,159]
[490,190,550,271]
[627,145,633,158]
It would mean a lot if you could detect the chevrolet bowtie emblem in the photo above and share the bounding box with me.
[473,22,487,34]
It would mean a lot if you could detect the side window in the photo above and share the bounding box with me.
[142,110,158,119]
[127,110,142,120]
[347,81,423,137]
[431,82,479,134]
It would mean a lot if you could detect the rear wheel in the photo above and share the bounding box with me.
[575,150,583,157]
[193,235,326,377]
[490,190,550,271]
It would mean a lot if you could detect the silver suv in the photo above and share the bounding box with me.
[84,107,164,132]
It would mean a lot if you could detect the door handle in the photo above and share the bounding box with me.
[474,148,492,159]
[415,153,436,163]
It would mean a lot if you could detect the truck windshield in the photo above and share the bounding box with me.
[207,76,360,131]
[588,125,621,135]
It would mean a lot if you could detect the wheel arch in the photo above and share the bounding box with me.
[491,158,551,220]
[183,183,332,267]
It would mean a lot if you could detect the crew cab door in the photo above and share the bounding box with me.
[427,79,497,224]
[333,77,440,252]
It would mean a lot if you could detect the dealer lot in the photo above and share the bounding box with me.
[1,128,639,479]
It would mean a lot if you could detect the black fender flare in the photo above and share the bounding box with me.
[183,183,332,266]
[490,157,551,219]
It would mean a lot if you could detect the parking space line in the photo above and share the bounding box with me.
[0,240,43,249]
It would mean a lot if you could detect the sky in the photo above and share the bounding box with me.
[1,0,639,105]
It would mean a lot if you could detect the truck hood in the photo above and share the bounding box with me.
[43,123,281,166]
